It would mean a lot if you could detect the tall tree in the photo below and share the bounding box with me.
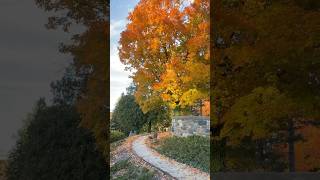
[119,0,209,113]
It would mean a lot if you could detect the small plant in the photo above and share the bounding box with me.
[111,130,127,143]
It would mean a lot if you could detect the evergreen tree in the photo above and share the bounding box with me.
[7,100,107,180]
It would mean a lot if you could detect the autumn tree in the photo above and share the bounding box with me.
[119,0,209,114]
[212,0,320,171]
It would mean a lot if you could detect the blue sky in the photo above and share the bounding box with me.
[110,0,140,111]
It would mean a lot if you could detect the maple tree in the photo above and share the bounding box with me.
[119,0,209,114]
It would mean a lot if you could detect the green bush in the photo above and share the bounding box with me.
[155,135,210,172]
[112,91,171,135]
[112,95,147,135]
[110,130,126,143]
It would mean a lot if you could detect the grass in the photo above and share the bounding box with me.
[154,135,210,172]
[111,159,155,180]
[111,130,127,143]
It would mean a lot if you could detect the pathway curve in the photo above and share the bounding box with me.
[132,135,210,180]
[111,135,173,180]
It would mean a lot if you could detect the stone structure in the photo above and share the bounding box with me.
[171,116,210,137]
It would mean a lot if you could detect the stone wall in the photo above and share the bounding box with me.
[171,116,210,137]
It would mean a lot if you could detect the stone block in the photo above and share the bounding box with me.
[171,116,210,137]
[198,120,207,126]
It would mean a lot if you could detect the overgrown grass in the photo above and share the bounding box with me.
[155,135,210,172]
[111,159,155,180]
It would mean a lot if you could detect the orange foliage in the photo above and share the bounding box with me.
[202,100,210,116]
[119,0,209,112]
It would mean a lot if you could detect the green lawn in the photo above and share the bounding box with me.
[154,135,210,172]
[111,159,155,180]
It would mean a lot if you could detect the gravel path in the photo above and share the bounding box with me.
[132,135,210,180]
[110,135,173,180]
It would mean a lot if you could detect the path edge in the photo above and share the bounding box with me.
[131,134,178,180]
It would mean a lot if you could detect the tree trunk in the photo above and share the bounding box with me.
[148,120,152,133]
[200,99,203,116]
[212,137,226,172]
[288,119,295,172]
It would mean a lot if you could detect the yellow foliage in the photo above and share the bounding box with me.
[119,0,209,112]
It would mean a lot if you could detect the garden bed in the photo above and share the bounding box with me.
[151,133,210,172]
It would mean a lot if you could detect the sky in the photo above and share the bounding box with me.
[0,0,73,159]
[110,0,140,112]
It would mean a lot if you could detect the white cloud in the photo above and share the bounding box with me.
[110,19,127,38]
[110,40,132,111]
[182,0,194,7]
[186,0,194,3]
[110,12,136,111]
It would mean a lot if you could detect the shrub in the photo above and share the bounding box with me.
[112,92,171,135]
[112,95,147,135]
[110,130,126,143]
[155,135,210,172]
